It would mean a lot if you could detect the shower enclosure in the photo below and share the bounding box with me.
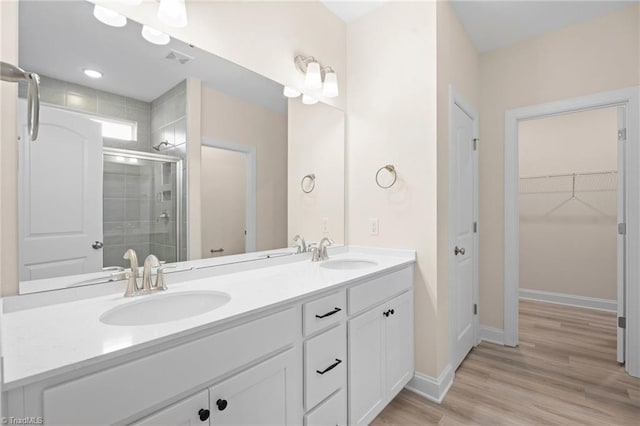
[103,148,182,268]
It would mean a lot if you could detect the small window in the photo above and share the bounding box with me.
[91,117,137,141]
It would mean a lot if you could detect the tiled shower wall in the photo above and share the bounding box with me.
[150,80,187,262]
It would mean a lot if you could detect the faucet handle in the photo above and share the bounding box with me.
[156,264,176,291]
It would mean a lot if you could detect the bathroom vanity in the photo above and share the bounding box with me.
[2,248,415,426]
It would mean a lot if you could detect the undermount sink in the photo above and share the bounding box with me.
[100,291,231,326]
[320,259,378,270]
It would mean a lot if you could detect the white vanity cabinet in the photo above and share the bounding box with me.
[4,262,415,426]
[347,269,414,426]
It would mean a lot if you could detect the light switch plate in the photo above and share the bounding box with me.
[369,218,379,236]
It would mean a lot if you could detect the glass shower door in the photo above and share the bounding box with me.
[103,149,181,268]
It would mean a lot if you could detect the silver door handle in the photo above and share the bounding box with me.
[454,246,465,256]
[92,241,104,250]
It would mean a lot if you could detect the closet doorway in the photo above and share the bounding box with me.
[503,88,640,377]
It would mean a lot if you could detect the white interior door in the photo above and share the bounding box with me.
[451,102,477,370]
[617,105,627,364]
[18,102,103,281]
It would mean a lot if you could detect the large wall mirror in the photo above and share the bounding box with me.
[17,1,345,294]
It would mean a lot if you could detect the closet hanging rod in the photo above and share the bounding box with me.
[520,170,617,180]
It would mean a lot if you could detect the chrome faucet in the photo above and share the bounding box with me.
[122,250,173,297]
[312,237,334,262]
[123,249,142,297]
[292,234,307,253]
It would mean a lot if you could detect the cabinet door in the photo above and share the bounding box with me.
[384,291,414,398]
[209,348,301,426]
[131,390,209,426]
[348,305,385,426]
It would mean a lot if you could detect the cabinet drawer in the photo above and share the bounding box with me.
[348,266,413,315]
[304,389,347,426]
[304,324,346,410]
[303,290,346,336]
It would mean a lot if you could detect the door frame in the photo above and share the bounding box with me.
[448,85,480,370]
[201,137,257,252]
[503,86,640,377]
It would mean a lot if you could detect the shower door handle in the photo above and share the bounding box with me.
[92,241,104,250]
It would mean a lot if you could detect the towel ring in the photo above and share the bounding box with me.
[301,173,316,193]
[376,165,397,189]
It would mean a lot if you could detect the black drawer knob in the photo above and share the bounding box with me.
[390,309,395,315]
[217,398,228,411]
[198,408,210,421]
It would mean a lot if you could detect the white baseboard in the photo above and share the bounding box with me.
[405,364,453,404]
[519,288,617,312]
[479,326,505,345]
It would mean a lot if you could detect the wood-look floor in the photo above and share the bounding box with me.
[372,300,640,425]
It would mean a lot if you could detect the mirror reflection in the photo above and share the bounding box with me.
[17,1,345,293]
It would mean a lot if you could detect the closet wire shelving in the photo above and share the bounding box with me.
[519,170,617,217]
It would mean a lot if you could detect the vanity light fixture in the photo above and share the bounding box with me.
[283,86,301,98]
[302,94,318,105]
[294,55,339,97]
[322,68,339,98]
[142,25,171,45]
[83,68,103,79]
[93,5,127,28]
[158,0,188,28]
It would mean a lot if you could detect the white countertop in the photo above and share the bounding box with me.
[2,247,415,389]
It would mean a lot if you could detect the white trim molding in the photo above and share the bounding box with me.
[405,365,454,404]
[520,289,617,312]
[479,326,505,345]
[503,86,640,378]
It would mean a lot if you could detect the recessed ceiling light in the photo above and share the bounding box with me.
[83,69,103,79]
[93,5,127,28]
[141,25,171,45]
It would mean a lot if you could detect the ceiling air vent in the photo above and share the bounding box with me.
[165,49,194,65]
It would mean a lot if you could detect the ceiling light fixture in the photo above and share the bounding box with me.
[142,25,171,45]
[158,0,188,28]
[93,5,127,27]
[302,94,318,105]
[294,55,339,98]
[322,68,339,98]
[83,68,103,79]
[283,86,301,98]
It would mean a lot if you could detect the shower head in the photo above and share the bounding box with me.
[152,140,172,151]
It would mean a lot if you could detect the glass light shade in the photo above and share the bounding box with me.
[93,5,127,27]
[158,0,188,28]
[142,25,171,45]
[322,71,339,98]
[304,61,322,90]
[283,86,301,98]
[302,94,318,105]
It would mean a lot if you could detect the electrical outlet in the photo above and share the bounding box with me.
[322,217,329,234]
[369,218,379,236]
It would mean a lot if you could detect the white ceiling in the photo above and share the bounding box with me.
[19,1,287,113]
[321,1,635,53]
[320,0,387,23]
[448,0,635,53]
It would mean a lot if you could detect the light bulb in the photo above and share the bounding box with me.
[322,70,339,98]
[302,94,318,105]
[83,69,103,79]
[304,61,322,90]
[283,86,301,98]
[158,0,188,28]
[142,25,171,45]
[93,5,127,27]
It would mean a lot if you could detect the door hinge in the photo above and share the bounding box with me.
[618,316,626,329]
[618,223,626,235]
[473,138,479,150]
[473,304,478,315]
[618,128,627,142]
[473,222,478,233]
